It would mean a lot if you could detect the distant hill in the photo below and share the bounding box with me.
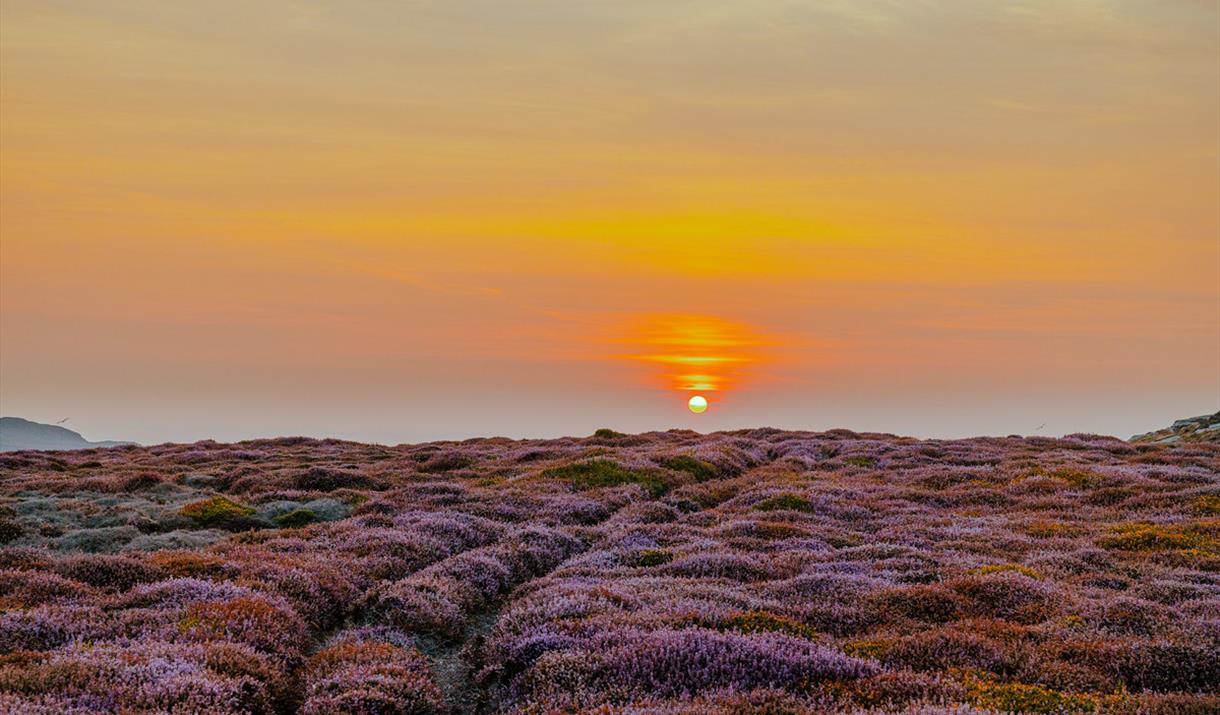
[1130,411,1220,444]
[0,417,135,452]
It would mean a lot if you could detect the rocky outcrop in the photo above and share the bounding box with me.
[1130,411,1220,444]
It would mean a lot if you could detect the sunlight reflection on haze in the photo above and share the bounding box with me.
[613,314,773,397]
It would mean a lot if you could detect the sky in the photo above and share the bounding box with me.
[1,0,1217,445]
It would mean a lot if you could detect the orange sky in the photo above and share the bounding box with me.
[1,1,1217,443]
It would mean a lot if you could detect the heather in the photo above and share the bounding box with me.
[0,429,1216,713]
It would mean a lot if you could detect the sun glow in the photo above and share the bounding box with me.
[613,314,773,402]
[688,395,708,413]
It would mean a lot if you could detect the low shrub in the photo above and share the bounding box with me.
[718,610,819,640]
[836,671,966,709]
[880,629,1008,673]
[633,549,673,567]
[292,467,384,491]
[1047,467,1099,489]
[1026,520,1085,538]
[970,564,1043,580]
[0,513,23,544]
[1098,523,1209,552]
[419,451,474,473]
[148,551,235,578]
[963,674,1097,714]
[1194,494,1220,515]
[842,639,894,660]
[302,632,444,715]
[665,552,772,581]
[867,585,966,624]
[179,496,260,531]
[542,460,669,497]
[51,554,165,591]
[599,628,879,697]
[950,573,1057,624]
[755,522,810,540]
[179,595,308,661]
[753,494,813,512]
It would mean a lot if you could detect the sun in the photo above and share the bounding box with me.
[687,395,708,414]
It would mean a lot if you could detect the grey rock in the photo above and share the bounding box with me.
[182,473,218,488]
[256,500,305,519]
[55,525,140,553]
[1172,415,1211,429]
[303,498,349,521]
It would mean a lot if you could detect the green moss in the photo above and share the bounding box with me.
[1098,523,1207,552]
[179,496,257,529]
[970,563,1043,580]
[963,676,1097,713]
[542,459,669,497]
[754,493,813,512]
[1194,495,1220,516]
[842,639,894,659]
[719,610,819,640]
[844,456,878,468]
[660,455,719,482]
[633,548,673,567]
[273,509,318,529]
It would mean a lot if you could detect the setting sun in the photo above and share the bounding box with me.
[688,395,708,414]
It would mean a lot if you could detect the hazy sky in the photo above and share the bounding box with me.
[2,1,1217,444]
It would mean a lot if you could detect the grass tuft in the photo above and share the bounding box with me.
[542,459,669,497]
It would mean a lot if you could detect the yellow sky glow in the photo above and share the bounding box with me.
[1,1,1216,442]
